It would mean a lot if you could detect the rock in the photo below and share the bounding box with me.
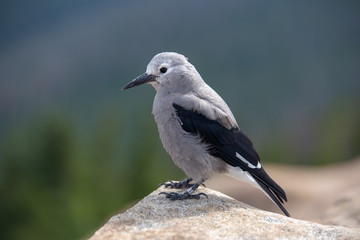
[89,186,359,240]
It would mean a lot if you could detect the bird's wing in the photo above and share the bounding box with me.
[174,92,238,130]
[172,103,290,216]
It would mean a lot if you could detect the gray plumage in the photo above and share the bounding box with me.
[122,52,290,216]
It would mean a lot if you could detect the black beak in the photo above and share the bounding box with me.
[122,73,157,90]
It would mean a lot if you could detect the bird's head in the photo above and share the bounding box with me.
[122,52,200,92]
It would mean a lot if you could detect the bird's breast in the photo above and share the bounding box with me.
[151,94,227,182]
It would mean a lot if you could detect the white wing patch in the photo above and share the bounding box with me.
[236,152,261,169]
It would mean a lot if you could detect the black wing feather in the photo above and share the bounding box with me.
[173,103,289,216]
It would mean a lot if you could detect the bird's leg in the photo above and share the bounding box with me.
[158,177,194,189]
[159,182,208,200]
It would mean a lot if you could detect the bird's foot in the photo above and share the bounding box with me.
[159,178,194,189]
[159,182,207,200]
[159,191,208,200]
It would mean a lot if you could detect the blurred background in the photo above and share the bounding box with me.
[1,0,360,239]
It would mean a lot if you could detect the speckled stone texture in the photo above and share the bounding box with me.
[89,186,359,240]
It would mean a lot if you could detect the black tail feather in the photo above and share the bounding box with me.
[255,179,290,217]
[251,168,288,202]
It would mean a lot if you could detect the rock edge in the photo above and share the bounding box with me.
[89,186,359,240]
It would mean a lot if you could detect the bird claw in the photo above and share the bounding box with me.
[158,178,194,189]
[159,191,208,200]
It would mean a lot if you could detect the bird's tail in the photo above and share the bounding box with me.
[226,166,290,217]
[252,171,290,217]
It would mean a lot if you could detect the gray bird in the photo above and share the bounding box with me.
[122,52,290,216]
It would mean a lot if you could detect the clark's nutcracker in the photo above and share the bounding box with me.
[122,52,290,216]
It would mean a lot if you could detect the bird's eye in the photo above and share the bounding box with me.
[160,67,167,73]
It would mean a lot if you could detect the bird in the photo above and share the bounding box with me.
[122,52,290,217]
